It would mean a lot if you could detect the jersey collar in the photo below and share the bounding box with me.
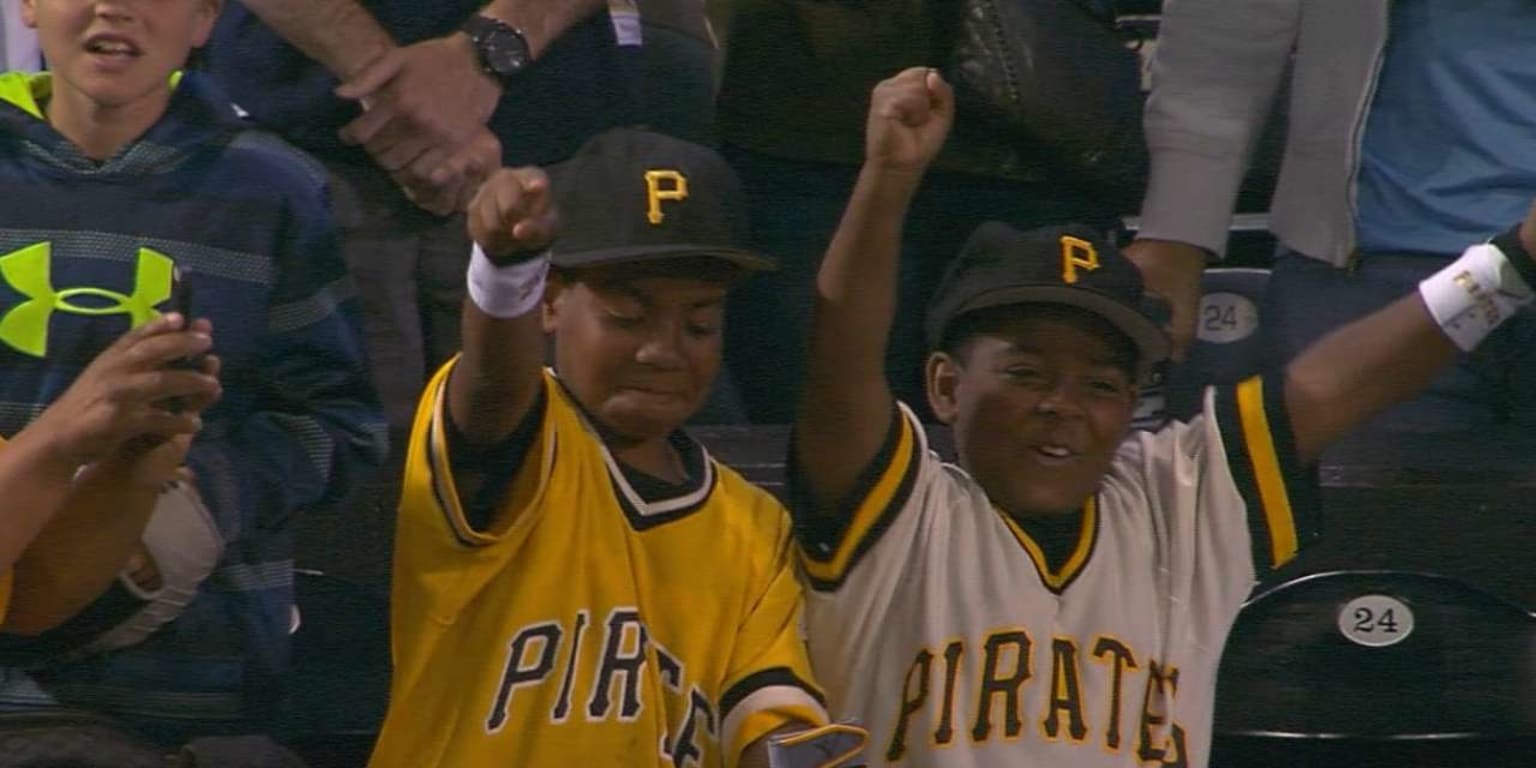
[552,372,717,531]
[997,497,1100,595]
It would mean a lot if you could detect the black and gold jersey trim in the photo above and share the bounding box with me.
[425,372,481,549]
[602,433,718,532]
[548,375,717,532]
[1215,375,1321,571]
[998,497,1099,595]
[719,667,828,722]
[442,380,548,533]
[793,405,924,593]
[425,370,557,548]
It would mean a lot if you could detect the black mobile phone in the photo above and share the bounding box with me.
[168,267,206,371]
[169,266,193,320]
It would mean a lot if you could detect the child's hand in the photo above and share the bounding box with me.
[468,167,560,265]
[865,67,955,177]
[34,314,220,468]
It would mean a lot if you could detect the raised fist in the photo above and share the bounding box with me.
[865,67,955,176]
[468,166,561,265]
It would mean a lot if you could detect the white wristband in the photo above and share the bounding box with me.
[467,243,549,319]
[1418,242,1535,351]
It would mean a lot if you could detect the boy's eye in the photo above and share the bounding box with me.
[1002,366,1043,381]
[606,311,643,328]
[685,309,722,337]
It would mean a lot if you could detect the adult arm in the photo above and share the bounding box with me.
[1137,0,1302,255]
[232,0,396,80]
[1125,0,1303,357]
[328,0,609,214]
[1284,212,1536,464]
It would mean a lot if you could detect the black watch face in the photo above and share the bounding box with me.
[481,26,530,78]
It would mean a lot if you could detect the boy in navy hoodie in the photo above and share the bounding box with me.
[0,0,385,744]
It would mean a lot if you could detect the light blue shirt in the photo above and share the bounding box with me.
[1355,0,1536,256]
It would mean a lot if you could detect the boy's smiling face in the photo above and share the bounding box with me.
[24,0,218,114]
[927,304,1141,519]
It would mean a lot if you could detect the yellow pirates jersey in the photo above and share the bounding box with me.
[796,376,1319,768]
[371,363,827,768]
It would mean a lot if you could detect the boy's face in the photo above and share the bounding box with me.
[24,0,218,110]
[927,305,1139,518]
[545,262,730,445]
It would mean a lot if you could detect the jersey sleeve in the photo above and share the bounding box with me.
[398,358,558,550]
[1112,374,1321,652]
[1131,373,1321,595]
[790,402,928,592]
[719,505,829,765]
[1207,374,1322,572]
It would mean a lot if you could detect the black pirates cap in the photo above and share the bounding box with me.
[925,222,1171,382]
[548,128,774,272]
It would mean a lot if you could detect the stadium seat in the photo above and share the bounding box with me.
[1212,570,1536,768]
[284,570,389,766]
[1162,267,1270,420]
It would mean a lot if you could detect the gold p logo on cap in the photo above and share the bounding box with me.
[1059,235,1100,284]
[644,170,689,225]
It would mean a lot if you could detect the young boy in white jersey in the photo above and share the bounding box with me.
[789,67,1536,767]
[371,128,841,767]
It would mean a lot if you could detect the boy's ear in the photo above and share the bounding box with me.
[540,274,566,333]
[191,0,222,48]
[925,350,963,426]
[20,0,38,29]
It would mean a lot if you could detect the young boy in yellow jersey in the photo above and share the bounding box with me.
[370,129,834,767]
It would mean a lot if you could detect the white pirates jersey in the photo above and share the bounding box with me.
[795,376,1319,768]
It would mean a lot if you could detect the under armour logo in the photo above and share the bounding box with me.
[644,169,688,225]
[1060,236,1100,285]
[0,242,175,357]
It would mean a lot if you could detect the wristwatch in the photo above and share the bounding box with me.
[462,15,531,81]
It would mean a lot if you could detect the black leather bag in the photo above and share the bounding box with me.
[940,0,1147,204]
